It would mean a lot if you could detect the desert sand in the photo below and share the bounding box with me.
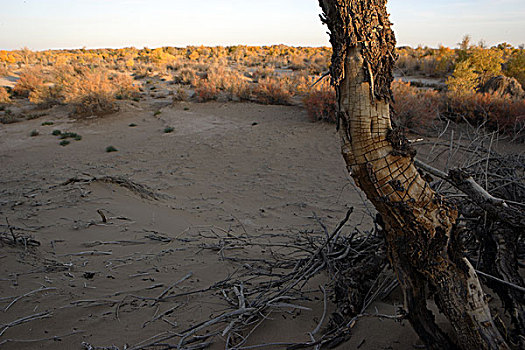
[0,97,424,349]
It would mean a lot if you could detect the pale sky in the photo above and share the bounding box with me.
[0,0,523,50]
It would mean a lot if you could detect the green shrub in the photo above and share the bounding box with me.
[505,50,525,88]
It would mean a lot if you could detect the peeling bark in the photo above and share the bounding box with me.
[318,1,509,348]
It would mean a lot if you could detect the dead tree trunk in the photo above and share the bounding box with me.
[318,1,509,349]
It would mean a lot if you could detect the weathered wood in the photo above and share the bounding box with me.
[318,1,510,348]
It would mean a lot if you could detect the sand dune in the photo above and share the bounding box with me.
[0,101,425,349]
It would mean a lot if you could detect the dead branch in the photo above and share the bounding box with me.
[4,286,56,311]
[0,311,52,337]
[0,330,84,347]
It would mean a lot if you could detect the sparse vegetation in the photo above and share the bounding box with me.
[30,130,39,137]
[164,126,174,133]
[0,41,522,139]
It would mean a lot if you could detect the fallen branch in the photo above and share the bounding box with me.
[0,330,84,347]
[0,311,52,337]
[4,286,57,311]
[414,158,525,229]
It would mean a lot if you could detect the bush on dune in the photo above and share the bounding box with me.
[16,64,141,116]
[62,70,117,117]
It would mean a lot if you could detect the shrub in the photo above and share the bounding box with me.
[443,92,525,140]
[111,74,140,100]
[63,70,118,117]
[13,66,46,98]
[194,80,218,102]
[133,64,154,79]
[252,77,292,105]
[446,60,479,95]
[0,87,10,104]
[106,145,118,152]
[28,84,62,107]
[206,66,249,100]
[172,87,188,103]
[505,50,525,89]
[447,47,504,94]
[164,126,174,133]
[391,81,441,133]
[303,85,336,122]
[251,67,275,82]
[173,68,197,85]
[0,65,9,76]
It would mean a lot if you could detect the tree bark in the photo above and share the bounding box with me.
[318,1,509,348]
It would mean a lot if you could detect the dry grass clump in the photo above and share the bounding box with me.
[251,67,275,82]
[173,67,197,85]
[59,69,139,117]
[0,64,9,76]
[171,87,188,103]
[194,80,219,102]
[443,92,525,141]
[252,77,293,105]
[0,87,11,104]
[13,64,140,116]
[111,74,140,100]
[13,66,47,98]
[133,63,155,79]
[206,66,251,100]
[63,70,119,117]
[303,82,336,122]
[391,81,441,133]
